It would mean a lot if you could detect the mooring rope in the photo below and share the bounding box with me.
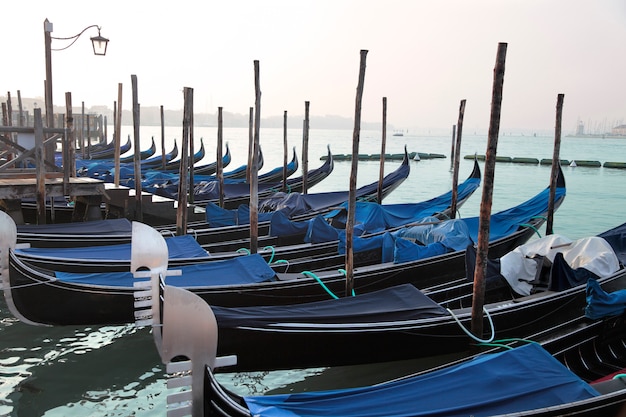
[446,306,495,344]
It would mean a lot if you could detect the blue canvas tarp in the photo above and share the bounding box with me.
[211,284,448,328]
[269,171,480,239]
[17,218,132,236]
[55,254,276,287]
[243,343,599,417]
[15,235,207,261]
[585,277,626,319]
[338,184,566,264]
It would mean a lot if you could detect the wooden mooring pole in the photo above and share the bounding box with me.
[247,107,253,183]
[176,87,193,236]
[282,110,288,191]
[449,124,456,171]
[217,107,224,208]
[450,99,466,219]
[546,93,564,235]
[131,75,142,222]
[377,97,387,204]
[160,105,166,170]
[471,42,507,339]
[249,60,261,254]
[34,108,46,224]
[345,50,368,296]
[114,83,123,187]
[302,101,310,194]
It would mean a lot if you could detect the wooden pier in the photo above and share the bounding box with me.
[0,109,105,224]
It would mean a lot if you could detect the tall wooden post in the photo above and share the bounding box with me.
[249,61,261,254]
[189,103,195,204]
[64,92,74,183]
[471,42,507,339]
[17,90,24,127]
[81,102,85,159]
[377,97,387,204]
[177,87,193,236]
[302,102,310,194]
[86,114,91,158]
[34,108,46,225]
[43,19,55,167]
[546,94,564,235]
[450,100,465,219]
[345,50,368,296]
[114,83,123,186]
[449,124,456,171]
[131,74,143,222]
[217,107,224,208]
[246,107,253,183]
[282,110,288,191]
[160,105,166,170]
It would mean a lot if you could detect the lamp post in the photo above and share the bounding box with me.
[43,18,109,161]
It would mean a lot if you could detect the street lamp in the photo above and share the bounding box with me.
[43,18,109,161]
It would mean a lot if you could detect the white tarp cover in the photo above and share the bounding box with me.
[499,234,620,296]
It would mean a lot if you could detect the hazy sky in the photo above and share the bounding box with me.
[3,0,625,133]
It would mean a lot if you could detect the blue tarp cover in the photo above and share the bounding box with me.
[585,277,626,319]
[15,235,208,261]
[269,173,480,238]
[244,343,599,417]
[212,284,448,328]
[17,218,132,235]
[55,254,275,287]
[341,184,566,264]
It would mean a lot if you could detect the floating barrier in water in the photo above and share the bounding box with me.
[323,152,445,161]
[511,157,540,165]
[603,162,626,169]
[540,158,571,166]
[570,160,602,168]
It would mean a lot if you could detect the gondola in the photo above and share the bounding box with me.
[152,144,334,207]
[154,274,626,416]
[76,140,180,179]
[9,159,480,273]
[11,147,404,248]
[4,172,566,326]
[193,143,232,175]
[118,136,156,163]
[75,134,132,160]
[152,224,626,372]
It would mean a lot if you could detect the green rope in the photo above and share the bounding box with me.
[262,246,276,264]
[519,223,541,238]
[301,271,339,299]
[236,248,250,255]
[613,374,626,380]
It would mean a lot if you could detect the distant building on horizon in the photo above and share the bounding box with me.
[611,124,626,136]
